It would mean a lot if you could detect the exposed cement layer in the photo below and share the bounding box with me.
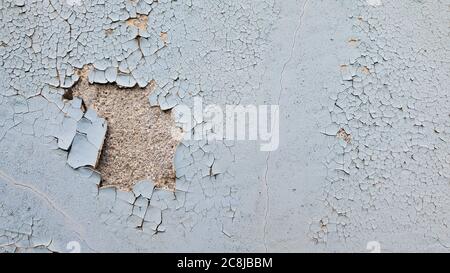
[0,0,449,252]
[71,77,177,190]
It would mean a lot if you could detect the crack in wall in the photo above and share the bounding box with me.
[262,0,309,252]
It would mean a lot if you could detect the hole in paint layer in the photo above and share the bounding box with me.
[64,68,178,191]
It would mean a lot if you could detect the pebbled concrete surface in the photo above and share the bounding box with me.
[0,0,449,252]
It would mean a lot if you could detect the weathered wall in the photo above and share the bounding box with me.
[0,0,449,252]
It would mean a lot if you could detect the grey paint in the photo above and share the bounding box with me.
[0,0,449,252]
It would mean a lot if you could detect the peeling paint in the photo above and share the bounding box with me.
[1,0,448,253]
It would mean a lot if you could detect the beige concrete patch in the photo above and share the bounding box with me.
[68,74,178,191]
[126,14,149,31]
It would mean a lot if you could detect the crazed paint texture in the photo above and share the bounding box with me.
[310,1,450,250]
[0,0,449,252]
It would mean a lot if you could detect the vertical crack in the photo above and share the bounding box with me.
[263,0,309,252]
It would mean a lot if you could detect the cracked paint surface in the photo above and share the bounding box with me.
[0,0,449,252]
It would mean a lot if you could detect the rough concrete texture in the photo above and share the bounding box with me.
[71,76,177,190]
[0,0,449,252]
